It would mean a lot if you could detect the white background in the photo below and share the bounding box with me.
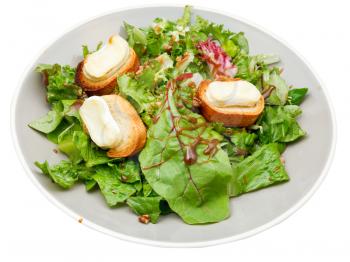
[2,0,349,261]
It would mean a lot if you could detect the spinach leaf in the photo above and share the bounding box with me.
[288,88,308,105]
[258,106,306,144]
[229,143,289,196]
[126,196,162,223]
[139,81,233,224]
[93,166,136,207]
[36,64,82,104]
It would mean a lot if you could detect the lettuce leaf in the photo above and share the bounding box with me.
[36,64,82,104]
[139,81,233,224]
[229,143,289,196]
[84,180,97,191]
[177,5,192,27]
[250,54,280,66]
[35,160,91,189]
[29,100,80,135]
[230,130,257,152]
[124,22,147,57]
[30,6,310,225]
[233,53,267,85]
[82,41,103,58]
[192,16,249,57]
[258,106,306,144]
[228,129,257,162]
[117,62,160,113]
[231,32,249,54]
[29,102,64,134]
[216,127,259,164]
[46,120,72,144]
[117,61,164,126]
[266,71,289,105]
[30,99,84,164]
[57,122,83,163]
[72,131,111,167]
[124,22,147,46]
[115,159,141,183]
[93,166,136,206]
[126,196,162,223]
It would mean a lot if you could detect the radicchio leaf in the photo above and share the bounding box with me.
[196,38,237,78]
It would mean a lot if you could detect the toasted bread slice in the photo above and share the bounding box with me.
[101,94,146,158]
[197,79,264,127]
[75,48,139,96]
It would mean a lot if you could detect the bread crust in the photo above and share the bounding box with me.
[75,48,139,96]
[196,79,265,127]
[101,95,146,158]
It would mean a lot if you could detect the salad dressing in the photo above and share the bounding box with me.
[204,139,220,156]
[184,145,197,165]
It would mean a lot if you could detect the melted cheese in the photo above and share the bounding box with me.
[83,35,130,81]
[79,96,122,149]
[206,80,261,107]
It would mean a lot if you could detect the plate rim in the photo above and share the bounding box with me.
[11,4,337,247]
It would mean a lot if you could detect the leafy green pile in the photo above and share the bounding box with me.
[29,6,308,225]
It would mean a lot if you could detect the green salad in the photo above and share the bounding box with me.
[30,6,307,225]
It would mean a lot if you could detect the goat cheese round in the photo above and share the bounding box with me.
[79,96,122,149]
[206,80,261,107]
[83,35,130,80]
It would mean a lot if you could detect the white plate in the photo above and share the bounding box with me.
[11,5,336,247]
